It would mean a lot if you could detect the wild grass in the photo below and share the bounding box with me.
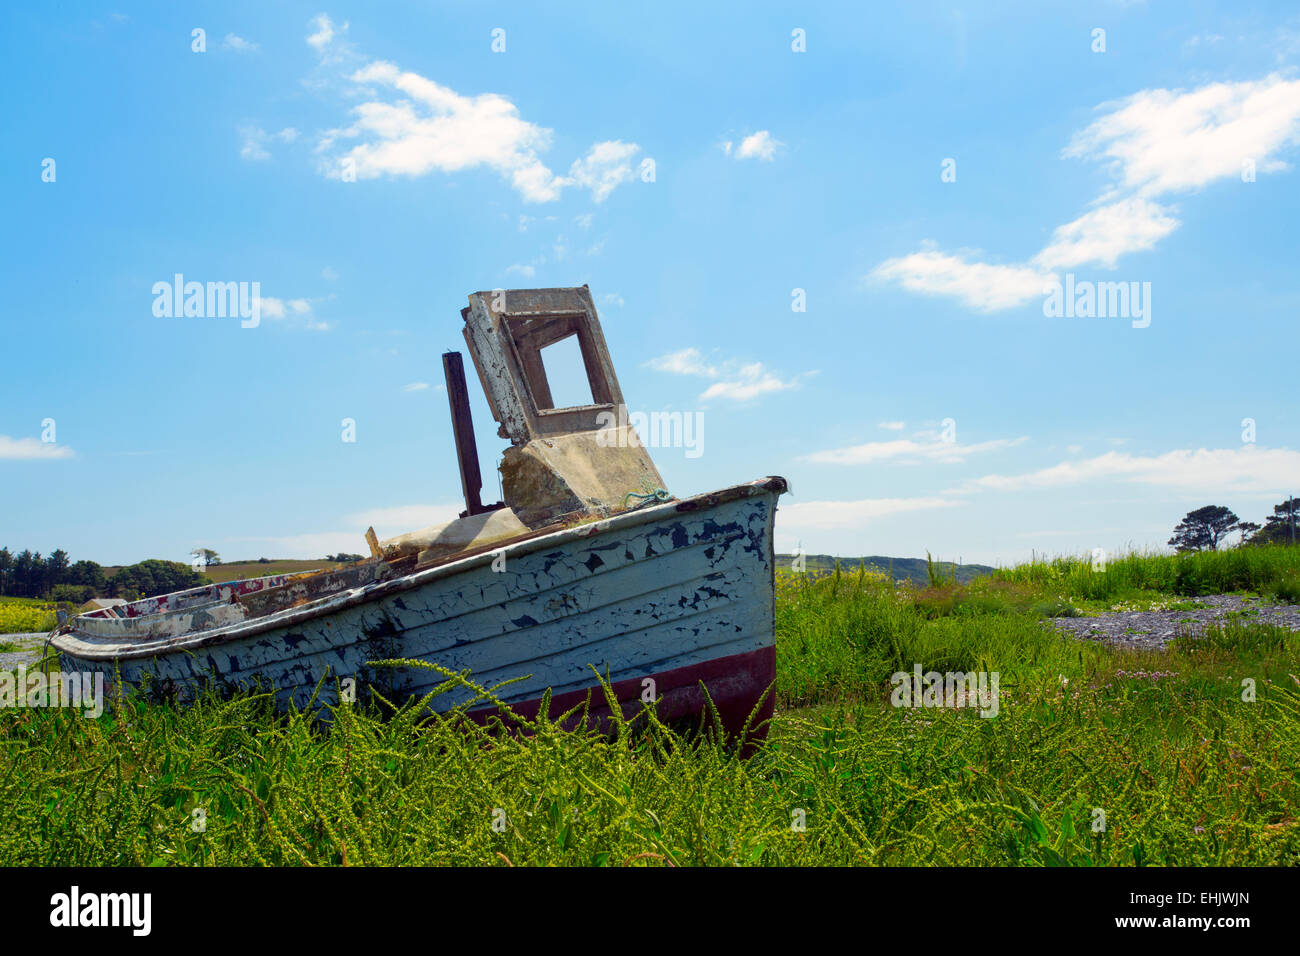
[993,543,1300,603]
[1,546,1297,866]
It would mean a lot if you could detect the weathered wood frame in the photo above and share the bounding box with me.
[461,286,627,445]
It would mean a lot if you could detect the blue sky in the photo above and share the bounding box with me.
[3,1,1299,567]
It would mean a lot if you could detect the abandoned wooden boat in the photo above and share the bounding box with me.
[51,287,788,741]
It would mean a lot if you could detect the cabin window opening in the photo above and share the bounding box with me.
[537,333,595,409]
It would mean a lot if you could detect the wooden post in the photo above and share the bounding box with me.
[443,351,487,517]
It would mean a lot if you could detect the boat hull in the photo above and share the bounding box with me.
[54,478,786,743]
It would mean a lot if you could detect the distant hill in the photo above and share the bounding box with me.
[775,554,995,585]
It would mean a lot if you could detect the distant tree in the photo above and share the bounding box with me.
[30,551,46,597]
[1254,496,1299,546]
[0,548,12,595]
[191,548,221,567]
[327,553,365,563]
[68,560,107,593]
[13,550,36,598]
[111,559,208,599]
[1236,521,1261,546]
[1169,505,1241,553]
[51,583,96,605]
[46,549,71,589]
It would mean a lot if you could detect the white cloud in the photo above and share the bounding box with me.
[506,263,536,277]
[646,347,804,401]
[873,75,1300,310]
[1065,74,1300,198]
[0,436,74,460]
[1032,197,1180,270]
[239,127,271,161]
[254,295,331,331]
[964,446,1300,495]
[565,140,639,202]
[802,436,1027,465]
[733,130,781,161]
[878,421,906,431]
[316,59,639,203]
[223,33,258,53]
[256,296,285,318]
[600,293,625,307]
[779,496,959,530]
[317,60,561,200]
[700,368,797,402]
[871,247,1054,312]
[402,382,430,392]
[240,126,298,161]
[645,347,718,378]
[307,13,345,52]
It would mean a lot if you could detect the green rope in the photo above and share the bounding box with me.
[622,488,673,508]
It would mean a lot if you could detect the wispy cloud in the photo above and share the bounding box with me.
[963,446,1300,494]
[646,347,718,378]
[873,74,1300,310]
[254,295,332,331]
[699,367,800,402]
[566,140,639,202]
[307,13,348,55]
[645,347,807,402]
[239,126,298,162]
[1032,197,1179,271]
[222,33,258,53]
[871,245,1053,312]
[0,436,74,460]
[723,130,782,161]
[803,435,1027,465]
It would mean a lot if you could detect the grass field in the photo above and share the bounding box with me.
[196,559,344,584]
[1,546,1297,866]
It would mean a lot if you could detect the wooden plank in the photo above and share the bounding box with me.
[443,351,487,516]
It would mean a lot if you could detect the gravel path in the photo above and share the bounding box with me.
[0,632,49,670]
[1048,595,1300,651]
